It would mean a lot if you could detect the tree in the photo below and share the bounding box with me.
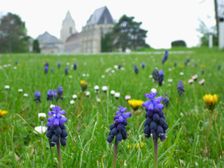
[102,15,148,52]
[32,39,41,53]
[171,40,187,48]
[0,13,29,53]
[101,32,113,52]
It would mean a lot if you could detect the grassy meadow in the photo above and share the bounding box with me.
[0,48,224,167]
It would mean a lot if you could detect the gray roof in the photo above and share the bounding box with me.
[37,32,62,44]
[86,6,114,25]
[66,33,80,42]
[62,11,75,25]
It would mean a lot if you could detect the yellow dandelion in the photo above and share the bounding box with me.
[0,110,8,118]
[128,99,144,111]
[203,94,218,111]
[80,80,88,91]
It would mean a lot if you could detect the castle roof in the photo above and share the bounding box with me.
[37,32,62,44]
[66,33,80,42]
[62,11,75,25]
[86,6,114,25]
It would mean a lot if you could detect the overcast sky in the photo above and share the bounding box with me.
[0,0,216,48]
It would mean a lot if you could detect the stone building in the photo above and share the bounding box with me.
[37,6,114,54]
[37,32,63,54]
[60,11,77,42]
[64,6,114,53]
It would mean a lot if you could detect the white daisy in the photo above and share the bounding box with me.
[102,86,108,92]
[125,95,131,100]
[4,85,10,90]
[114,92,120,99]
[70,100,75,104]
[34,126,47,134]
[38,113,46,120]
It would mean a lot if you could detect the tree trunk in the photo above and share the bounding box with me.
[214,0,219,38]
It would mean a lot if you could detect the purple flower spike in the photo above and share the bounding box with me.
[46,105,68,147]
[162,50,169,64]
[57,86,63,100]
[177,80,184,96]
[47,90,57,101]
[107,106,131,144]
[34,91,41,103]
[143,89,168,141]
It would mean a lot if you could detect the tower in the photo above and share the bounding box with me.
[60,11,77,42]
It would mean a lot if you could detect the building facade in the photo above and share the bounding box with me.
[37,32,63,54]
[37,6,114,54]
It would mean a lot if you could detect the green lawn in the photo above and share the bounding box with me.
[0,48,224,167]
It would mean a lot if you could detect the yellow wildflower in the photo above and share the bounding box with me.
[0,110,8,118]
[80,80,88,91]
[128,99,144,111]
[203,94,218,111]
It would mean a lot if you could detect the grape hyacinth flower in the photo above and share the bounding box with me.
[162,96,169,107]
[47,90,57,101]
[34,91,41,103]
[45,62,49,67]
[73,63,77,70]
[177,80,184,96]
[44,65,48,74]
[64,66,69,75]
[158,70,164,86]
[152,69,159,81]
[107,106,131,168]
[141,63,146,69]
[142,88,168,168]
[152,69,164,86]
[46,106,68,167]
[57,63,61,69]
[57,86,63,100]
[162,50,169,64]
[44,63,49,74]
[134,65,139,74]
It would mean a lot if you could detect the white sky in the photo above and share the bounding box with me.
[0,0,216,48]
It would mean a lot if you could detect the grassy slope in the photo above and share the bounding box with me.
[0,48,224,167]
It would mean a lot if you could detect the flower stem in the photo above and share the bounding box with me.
[76,92,84,132]
[57,142,62,168]
[113,142,118,168]
[153,137,158,168]
[205,110,214,155]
